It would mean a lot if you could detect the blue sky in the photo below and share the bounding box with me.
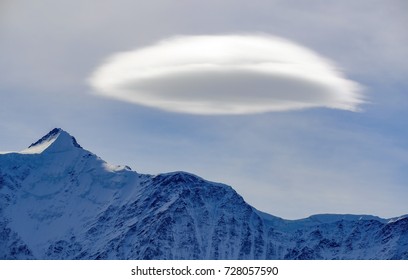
[1,0,407,219]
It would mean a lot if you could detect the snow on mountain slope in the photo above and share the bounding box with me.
[0,128,407,259]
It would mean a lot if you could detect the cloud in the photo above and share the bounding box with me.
[89,34,363,114]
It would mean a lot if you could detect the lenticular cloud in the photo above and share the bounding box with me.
[89,34,364,114]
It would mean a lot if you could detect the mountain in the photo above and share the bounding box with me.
[0,128,407,259]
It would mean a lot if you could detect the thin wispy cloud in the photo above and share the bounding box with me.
[89,34,364,114]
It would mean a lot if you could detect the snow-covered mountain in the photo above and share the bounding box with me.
[1,128,407,259]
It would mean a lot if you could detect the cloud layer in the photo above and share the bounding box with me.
[89,34,363,114]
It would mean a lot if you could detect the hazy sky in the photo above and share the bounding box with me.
[1,0,407,219]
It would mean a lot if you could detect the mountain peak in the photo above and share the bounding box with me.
[1,128,408,259]
[23,128,82,154]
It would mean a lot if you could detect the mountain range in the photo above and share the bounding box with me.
[0,128,407,259]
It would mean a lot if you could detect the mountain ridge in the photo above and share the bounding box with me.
[0,128,407,259]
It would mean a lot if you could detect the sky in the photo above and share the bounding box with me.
[1,0,408,219]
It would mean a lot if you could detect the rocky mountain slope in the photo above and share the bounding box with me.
[0,128,407,259]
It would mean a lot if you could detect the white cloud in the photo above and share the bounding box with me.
[89,34,364,114]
